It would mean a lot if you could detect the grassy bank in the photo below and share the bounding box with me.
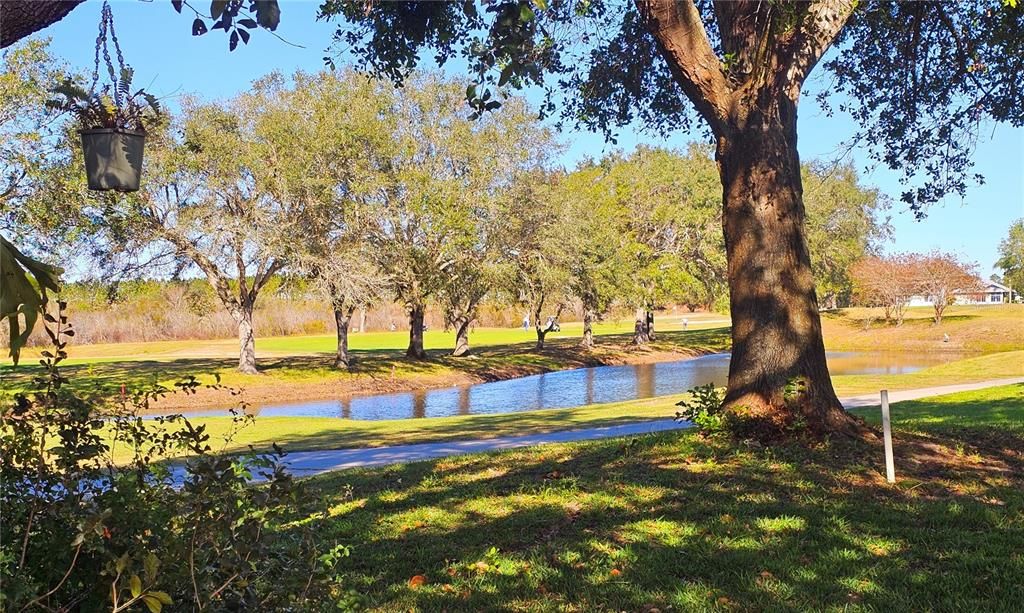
[109,351,1023,460]
[821,303,1024,353]
[2,324,732,410]
[272,384,1024,610]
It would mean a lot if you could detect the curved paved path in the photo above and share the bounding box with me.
[269,377,1023,478]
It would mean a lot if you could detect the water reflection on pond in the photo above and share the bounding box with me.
[176,351,961,421]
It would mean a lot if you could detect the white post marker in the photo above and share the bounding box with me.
[880,390,896,483]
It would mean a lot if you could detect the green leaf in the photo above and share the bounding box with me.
[238,18,257,29]
[520,4,535,22]
[0,237,63,364]
[532,0,548,10]
[151,591,173,605]
[192,18,208,36]
[143,553,159,581]
[130,574,142,598]
[141,595,162,613]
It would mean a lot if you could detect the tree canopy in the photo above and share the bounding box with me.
[996,219,1024,293]
[320,0,1021,210]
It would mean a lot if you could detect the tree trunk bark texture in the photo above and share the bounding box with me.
[406,304,427,360]
[334,306,354,368]
[717,102,859,437]
[235,306,258,374]
[534,326,547,350]
[533,301,547,350]
[632,308,650,345]
[580,308,595,349]
[1,0,86,48]
[451,315,472,357]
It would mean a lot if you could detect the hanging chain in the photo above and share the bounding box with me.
[90,6,105,93]
[89,1,129,108]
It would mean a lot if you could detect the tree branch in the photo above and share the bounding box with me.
[1,0,86,48]
[776,0,857,90]
[156,226,238,311]
[634,0,732,134]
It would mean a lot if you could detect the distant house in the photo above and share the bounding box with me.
[953,280,1018,305]
[907,279,1018,307]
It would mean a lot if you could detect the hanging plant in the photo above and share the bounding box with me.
[45,1,161,193]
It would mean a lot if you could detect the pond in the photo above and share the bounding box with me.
[175,351,961,421]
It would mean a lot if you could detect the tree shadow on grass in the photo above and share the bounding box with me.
[278,423,1024,611]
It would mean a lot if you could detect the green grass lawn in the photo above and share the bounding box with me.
[272,383,1024,611]
[851,382,1024,432]
[18,313,729,362]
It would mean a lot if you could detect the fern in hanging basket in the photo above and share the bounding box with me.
[47,67,162,193]
[47,68,162,132]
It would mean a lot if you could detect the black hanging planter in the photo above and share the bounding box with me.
[80,128,146,192]
[46,0,161,193]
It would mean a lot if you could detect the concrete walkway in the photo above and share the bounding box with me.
[839,378,1024,408]
[266,377,1023,478]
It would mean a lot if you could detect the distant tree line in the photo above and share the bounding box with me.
[4,42,888,373]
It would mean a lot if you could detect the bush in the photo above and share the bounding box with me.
[0,304,342,611]
[674,383,727,435]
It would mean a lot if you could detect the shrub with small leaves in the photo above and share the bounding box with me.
[674,383,727,435]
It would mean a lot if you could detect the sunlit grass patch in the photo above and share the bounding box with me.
[753,515,807,534]
[618,518,699,547]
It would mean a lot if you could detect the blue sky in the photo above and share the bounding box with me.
[32,0,1024,278]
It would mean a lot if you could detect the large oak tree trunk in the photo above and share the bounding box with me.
[333,305,354,369]
[1,0,86,48]
[634,0,864,438]
[717,102,859,436]
[235,305,258,375]
[406,304,427,360]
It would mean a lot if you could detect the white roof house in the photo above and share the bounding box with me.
[907,279,1018,307]
[953,280,1018,305]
